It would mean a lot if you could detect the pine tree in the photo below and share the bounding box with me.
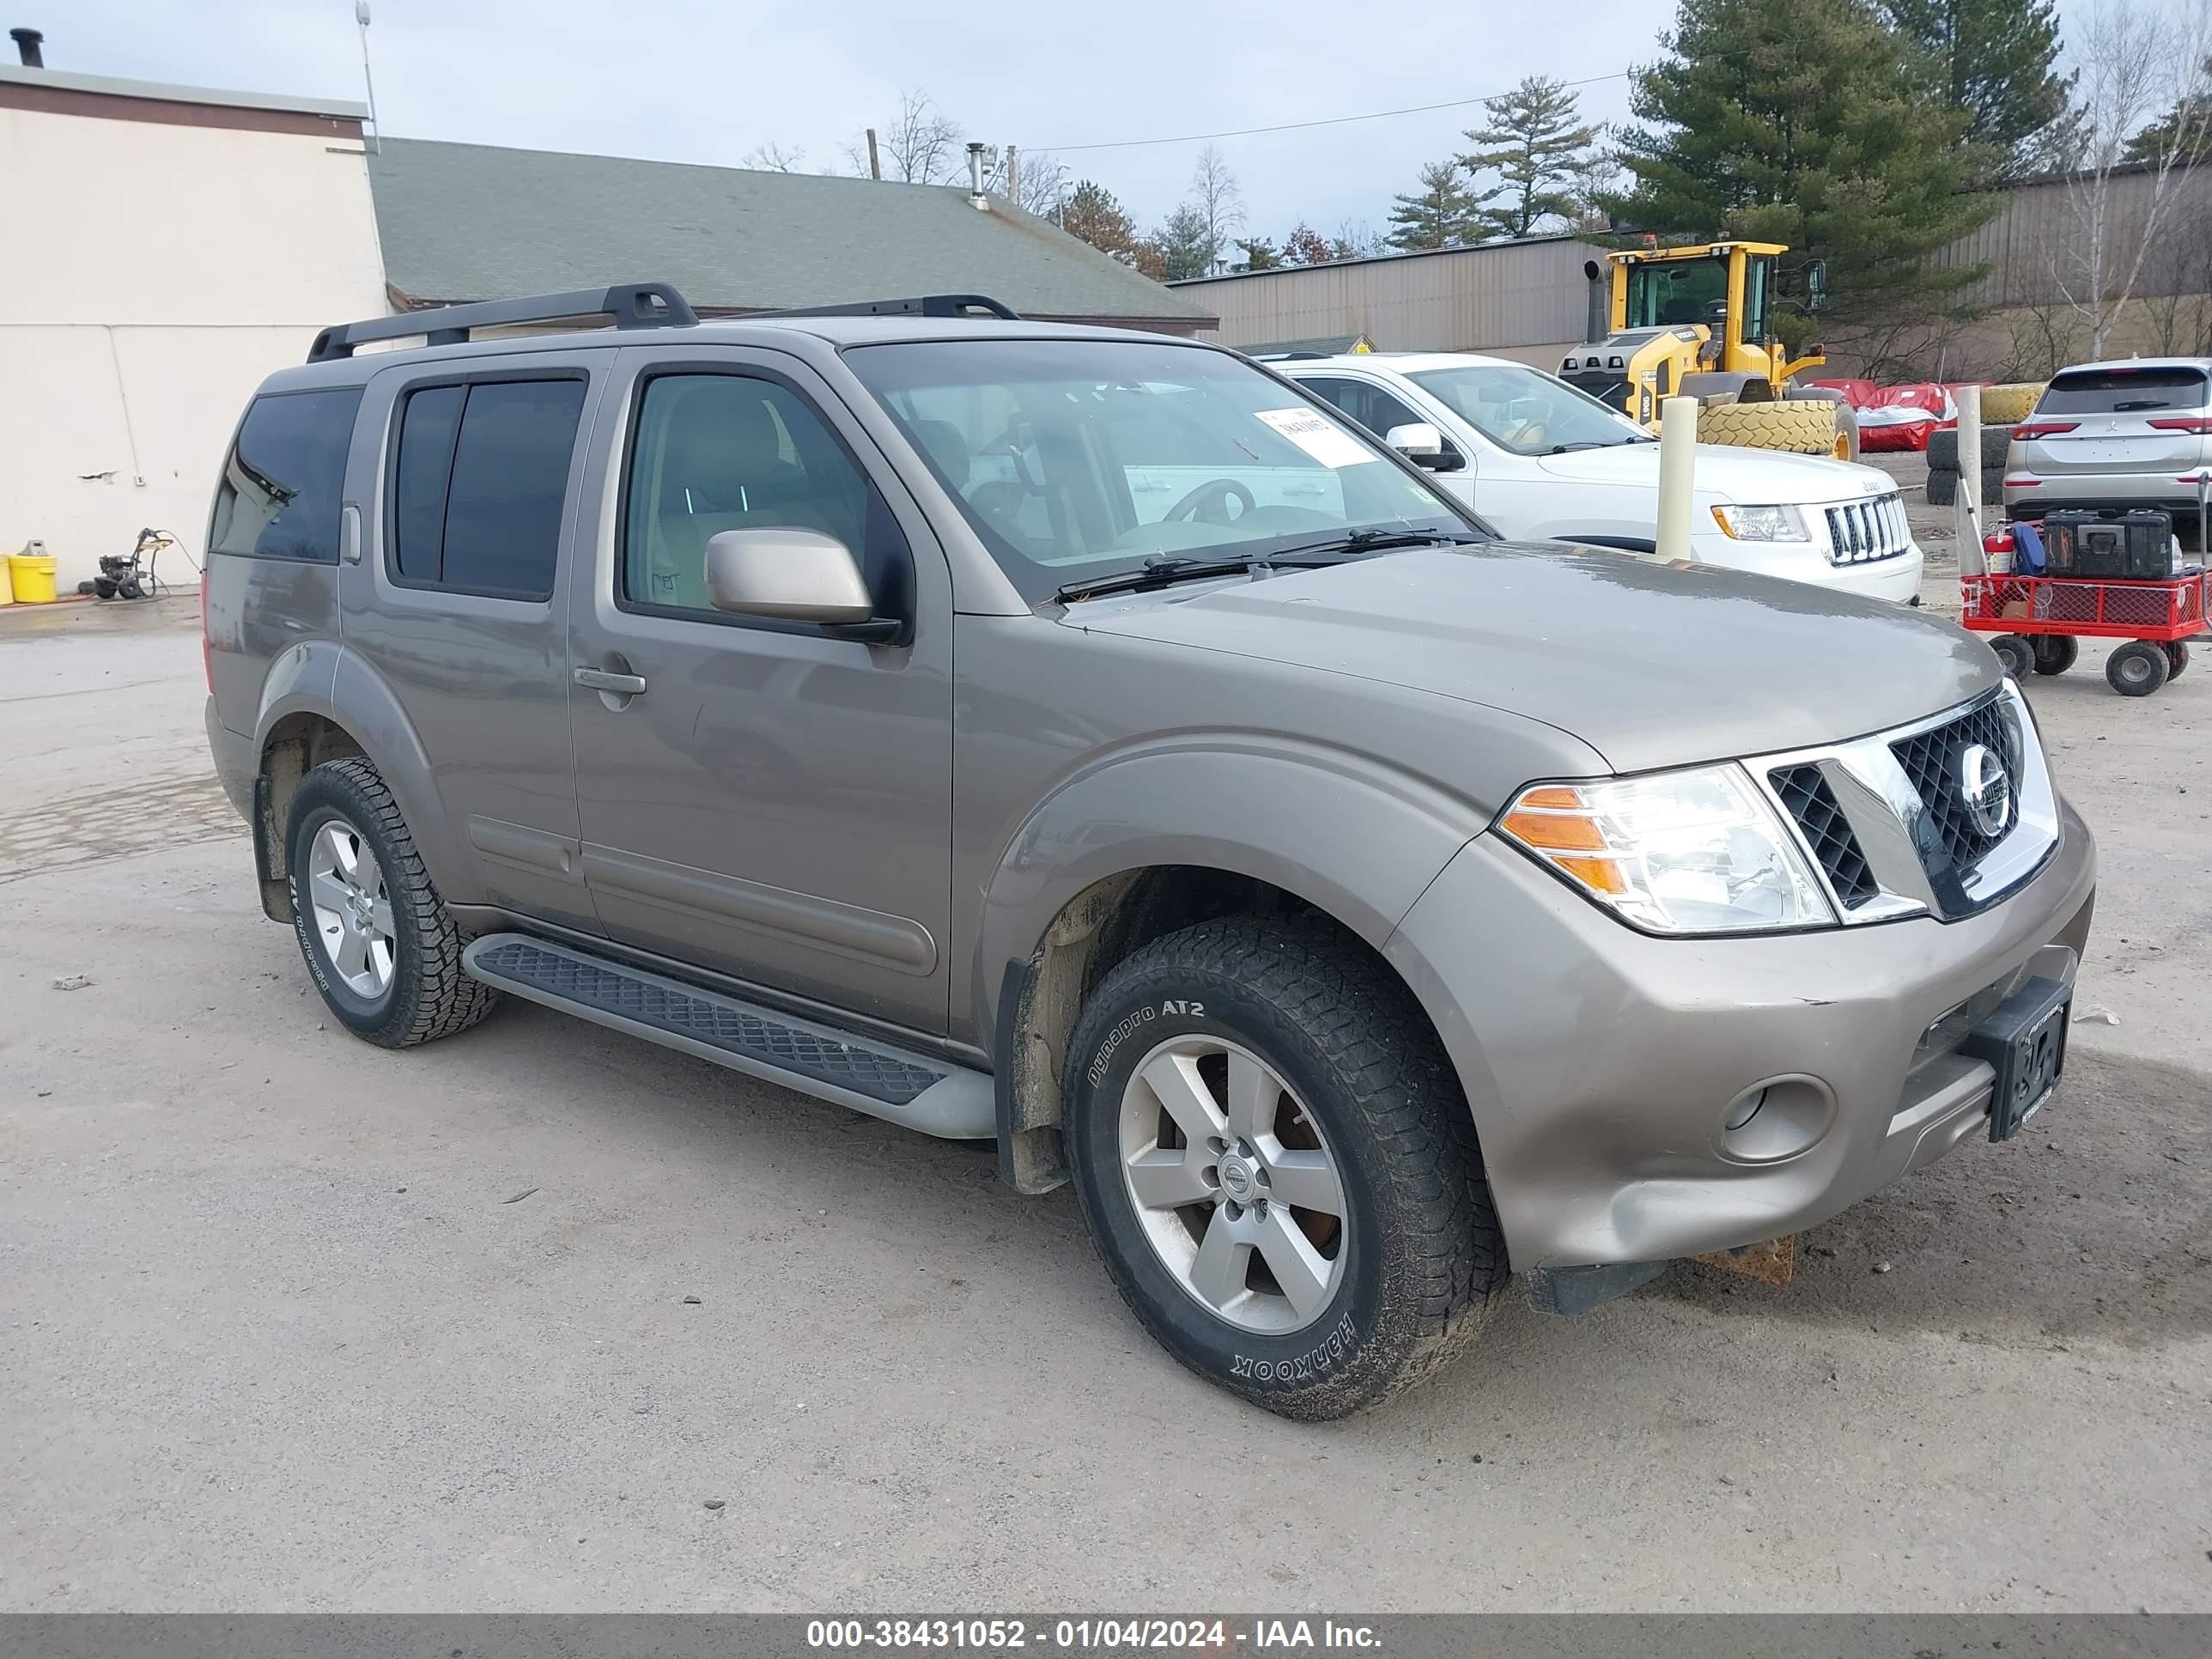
[1386,161,1486,251]
[1613,0,1998,334]
[1150,204,1218,281]
[1882,0,2074,175]
[1060,180,1140,261]
[1234,237,1282,270]
[2123,57,2212,166]
[1459,76,1597,239]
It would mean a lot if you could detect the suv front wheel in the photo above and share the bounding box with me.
[1064,915,1506,1419]
[286,757,499,1048]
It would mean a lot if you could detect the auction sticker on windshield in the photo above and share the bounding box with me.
[1253,407,1377,469]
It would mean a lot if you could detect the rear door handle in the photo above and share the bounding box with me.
[574,666,647,696]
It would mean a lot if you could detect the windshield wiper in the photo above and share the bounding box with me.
[1267,526,1486,561]
[1053,553,1270,604]
[1052,529,1481,605]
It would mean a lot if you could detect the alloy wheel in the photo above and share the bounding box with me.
[306,816,396,999]
[1117,1036,1348,1334]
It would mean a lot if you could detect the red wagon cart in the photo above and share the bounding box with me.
[1961,564,2209,697]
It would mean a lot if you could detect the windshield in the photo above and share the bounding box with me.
[1407,362,1653,456]
[1626,256,1727,329]
[842,338,1476,602]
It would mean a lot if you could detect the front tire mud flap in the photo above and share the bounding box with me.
[1523,1259,1669,1316]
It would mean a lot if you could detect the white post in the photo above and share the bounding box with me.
[1656,396,1698,561]
[1954,382,1984,574]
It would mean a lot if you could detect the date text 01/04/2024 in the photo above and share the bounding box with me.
[805,1619,1383,1650]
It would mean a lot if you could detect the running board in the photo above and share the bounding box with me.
[461,933,994,1140]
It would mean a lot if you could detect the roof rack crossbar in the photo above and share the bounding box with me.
[759,294,1021,320]
[305,282,698,363]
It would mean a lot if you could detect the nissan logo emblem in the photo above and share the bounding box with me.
[1957,743,2013,838]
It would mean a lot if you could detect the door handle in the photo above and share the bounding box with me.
[574,666,647,696]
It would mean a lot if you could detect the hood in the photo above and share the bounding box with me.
[1534,441,1896,504]
[1068,544,1994,775]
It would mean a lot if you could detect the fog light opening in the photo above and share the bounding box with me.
[1717,1076,1835,1164]
[1723,1086,1767,1133]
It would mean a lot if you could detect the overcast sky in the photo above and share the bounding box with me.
[30,0,2136,245]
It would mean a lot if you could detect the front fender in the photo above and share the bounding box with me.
[251,645,475,908]
[971,736,1490,1036]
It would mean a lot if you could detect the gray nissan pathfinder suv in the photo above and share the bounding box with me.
[203,283,2095,1419]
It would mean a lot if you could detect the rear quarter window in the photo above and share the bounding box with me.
[209,387,363,562]
[2039,368,2211,416]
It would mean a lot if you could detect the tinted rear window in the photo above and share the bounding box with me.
[389,378,586,600]
[210,387,362,562]
[2039,368,2210,416]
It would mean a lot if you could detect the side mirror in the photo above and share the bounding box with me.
[703,527,890,635]
[1804,259,1829,313]
[1385,422,1461,471]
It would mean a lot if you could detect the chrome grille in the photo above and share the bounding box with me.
[1748,683,2058,926]
[1824,495,1910,565]
[1770,764,1879,909]
[1890,696,2022,873]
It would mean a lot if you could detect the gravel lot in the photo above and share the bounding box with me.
[3,588,2207,1614]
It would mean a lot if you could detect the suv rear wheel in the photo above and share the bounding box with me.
[287,757,499,1047]
[1063,915,1506,1419]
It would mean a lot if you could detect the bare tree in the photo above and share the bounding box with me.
[1559,140,1624,234]
[983,148,1068,218]
[2051,0,2212,356]
[742,142,806,173]
[1188,143,1245,275]
[846,89,964,184]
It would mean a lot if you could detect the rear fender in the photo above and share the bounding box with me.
[252,646,473,908]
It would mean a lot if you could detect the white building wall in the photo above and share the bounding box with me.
[0,94,385,593]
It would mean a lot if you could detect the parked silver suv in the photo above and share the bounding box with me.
[204,283,2096,1419]
[2003,357,2212,550]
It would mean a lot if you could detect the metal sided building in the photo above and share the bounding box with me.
[1173,234,1613,365]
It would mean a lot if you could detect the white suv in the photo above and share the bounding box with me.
[1277,351,1924,605]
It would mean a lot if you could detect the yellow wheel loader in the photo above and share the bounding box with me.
[1558,241,1856,461]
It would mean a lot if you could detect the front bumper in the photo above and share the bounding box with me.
[1385,795,2096,1272]
[1692,533,1924,605]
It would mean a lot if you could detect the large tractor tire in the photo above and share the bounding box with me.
[1980,382,2045,425]
[1695,398,1844,456]
[1926,468,1960,507]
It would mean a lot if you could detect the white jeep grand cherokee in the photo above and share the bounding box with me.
[1278,351,1924,605]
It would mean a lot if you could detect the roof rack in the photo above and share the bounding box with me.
[305,282,698,363]
[761,294,1021,320]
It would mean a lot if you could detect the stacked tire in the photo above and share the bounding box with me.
[1696,399,1850,458]
[1925,422,2017,507]
[1979,382,2046,426]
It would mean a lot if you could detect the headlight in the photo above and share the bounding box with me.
[1711,503,1810,541]
[1499,765,1836,934]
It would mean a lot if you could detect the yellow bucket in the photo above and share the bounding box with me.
[0,556,12,605]
[7,552,58,605]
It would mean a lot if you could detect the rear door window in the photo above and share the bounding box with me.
[389,377,586,600]
[210,387,363,563]
[2039,368,2210,416]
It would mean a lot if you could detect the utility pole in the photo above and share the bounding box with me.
[354,1,380,154]
[865,127,881,180]
[1005,145,1018,204]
